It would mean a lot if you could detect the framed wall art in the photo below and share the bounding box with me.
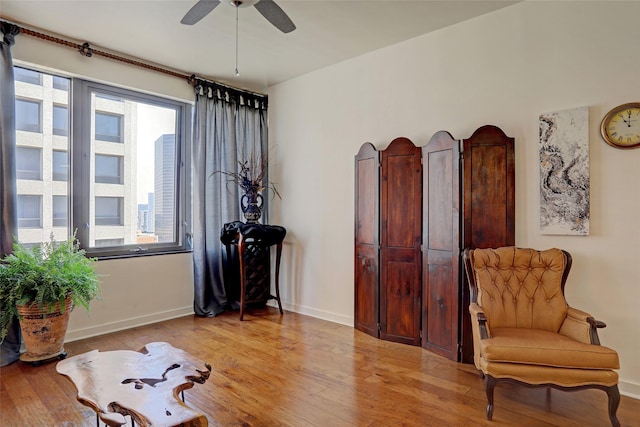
[539,106,590,236]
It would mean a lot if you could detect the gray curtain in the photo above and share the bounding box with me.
[0,22,22,367]
[192,83,268,316]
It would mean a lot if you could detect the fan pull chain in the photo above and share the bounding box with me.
[235,4,240,77]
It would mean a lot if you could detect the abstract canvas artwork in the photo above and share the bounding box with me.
[539,106,590,235]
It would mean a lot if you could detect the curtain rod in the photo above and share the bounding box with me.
[0,19,267,99]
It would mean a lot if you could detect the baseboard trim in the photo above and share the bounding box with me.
[65,306,194,343]
[268,300,353,327]
[620,380,640,400]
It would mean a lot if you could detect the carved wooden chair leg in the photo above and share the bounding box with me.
[607,385,621,427]
[485,375,496,420]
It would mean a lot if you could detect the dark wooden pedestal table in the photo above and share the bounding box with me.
[56,342,211,427]
[221,222,286,320]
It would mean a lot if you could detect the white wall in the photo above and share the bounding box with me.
[268,1,640,398]
[11,35,196,342]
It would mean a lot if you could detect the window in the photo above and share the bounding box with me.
[52,196,68,227]
[95,197,123,226]
[95,154,123,184]
[17,195,42,228]
[95,112,123,142]
[16,147,42,180]
[16,99,41,132]
[14,67,41,85]
[53,105,68,136]
[53,76,69,91]
[52,150,69,181]
[13,66,191,258]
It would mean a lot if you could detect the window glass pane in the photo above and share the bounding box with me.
[53,105,69,136]
[96,93,123,102]
[52,196,68,227]
[14,67,70,245]
[17,195,42,228]
[53,76,69,91]
[95,196,123,226]
[95,154,123,184]
[16,147,42,180]
[16,99,41,132]
[95,111,123,142]
[14,67,41,85]
[94,238,124,247]
[52,150,69,181]
[88,88,179,250]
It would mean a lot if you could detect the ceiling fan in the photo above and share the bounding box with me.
[181,0,296,34]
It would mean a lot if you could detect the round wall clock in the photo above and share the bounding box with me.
[600,102,640,149]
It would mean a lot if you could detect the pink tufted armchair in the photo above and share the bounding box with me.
[462,247,620,426]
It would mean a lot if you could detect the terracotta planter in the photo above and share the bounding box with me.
[17,297,73,363]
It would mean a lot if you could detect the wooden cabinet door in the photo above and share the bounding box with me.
[459,125,515,363]
[421,131,460,360]
[354,143,380,338]
[380,138,422,346]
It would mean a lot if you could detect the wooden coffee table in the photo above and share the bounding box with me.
[56,342,211,427]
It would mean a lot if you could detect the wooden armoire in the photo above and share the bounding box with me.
[355,126,515,362]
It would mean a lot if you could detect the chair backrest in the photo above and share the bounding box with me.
[464,246,572,332]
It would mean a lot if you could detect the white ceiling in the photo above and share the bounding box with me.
[0,0,518,92]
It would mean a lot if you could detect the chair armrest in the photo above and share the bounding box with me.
[560,306,606,345]
[469,303,490,339]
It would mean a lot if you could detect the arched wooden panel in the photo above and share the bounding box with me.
[422,131,460,360]
[380,138,422,346]
[354,143,380,338]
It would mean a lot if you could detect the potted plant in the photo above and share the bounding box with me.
[0,233,100,364]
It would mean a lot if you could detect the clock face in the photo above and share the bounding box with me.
[601,103,640,149]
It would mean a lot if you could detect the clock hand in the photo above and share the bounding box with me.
[621,114,631,126]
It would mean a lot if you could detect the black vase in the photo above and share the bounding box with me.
[241,191,263,223]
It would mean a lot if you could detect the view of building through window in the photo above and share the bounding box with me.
[14,67,181,252]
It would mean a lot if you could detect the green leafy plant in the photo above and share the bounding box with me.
[0,233,101,342]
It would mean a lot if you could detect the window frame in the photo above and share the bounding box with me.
[72,79,192,259]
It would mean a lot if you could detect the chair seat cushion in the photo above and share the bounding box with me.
[481,328,619,369]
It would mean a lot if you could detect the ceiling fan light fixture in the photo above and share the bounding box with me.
[181,0,296,33]
[223,0,259,8]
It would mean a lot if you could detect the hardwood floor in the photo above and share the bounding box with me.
[1,307,638,427]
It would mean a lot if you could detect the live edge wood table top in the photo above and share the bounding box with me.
[56,342,211,427]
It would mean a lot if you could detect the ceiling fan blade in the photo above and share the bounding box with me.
[253,0,296,33]
[180,0,221,25]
